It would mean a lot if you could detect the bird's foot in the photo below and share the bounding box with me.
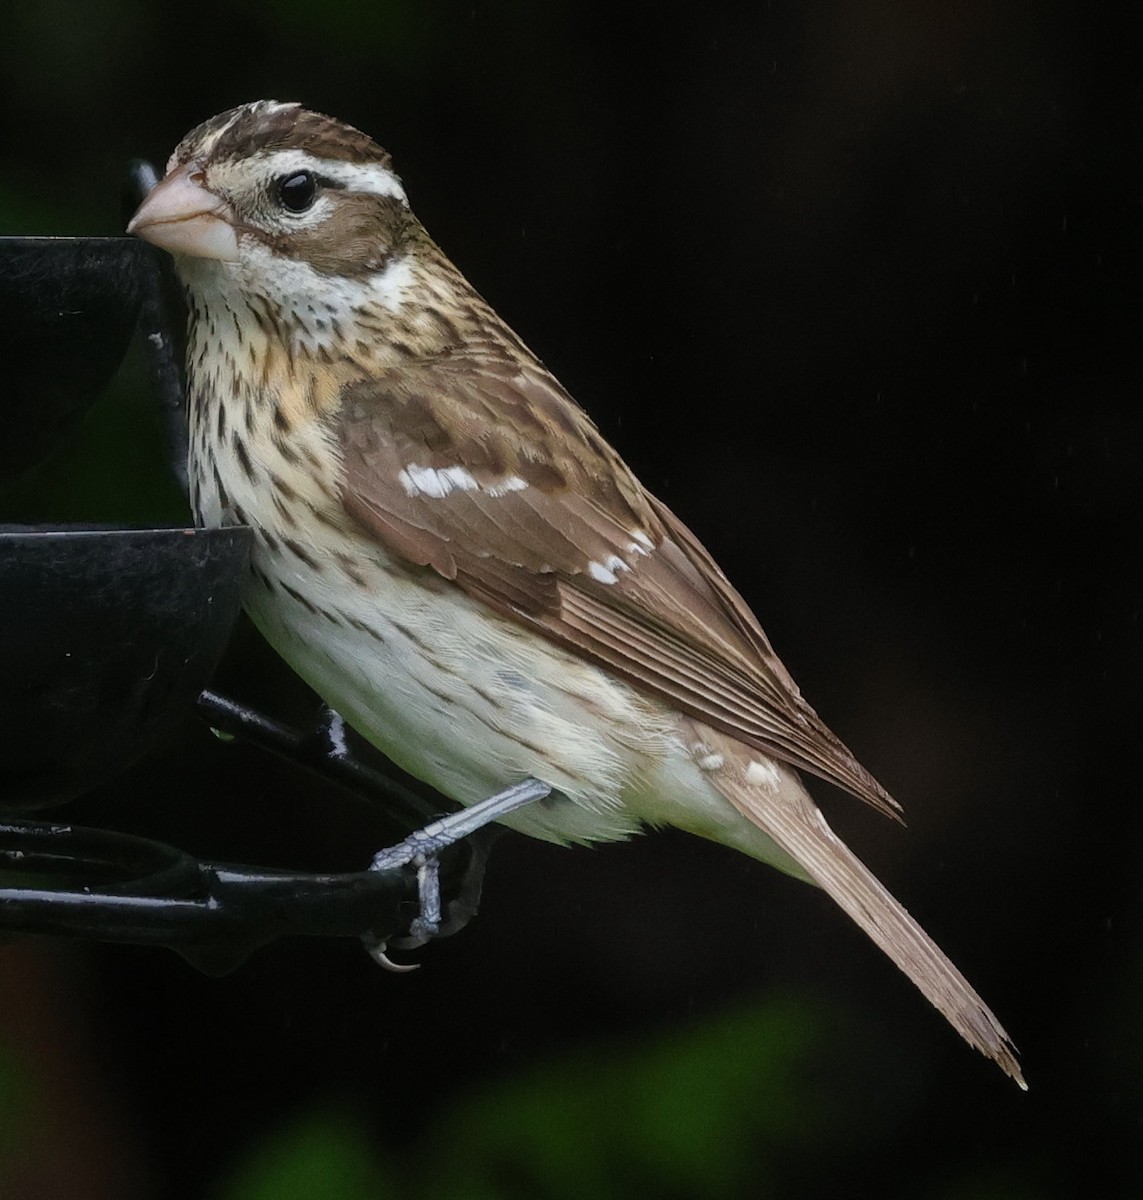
[361,777,551,970]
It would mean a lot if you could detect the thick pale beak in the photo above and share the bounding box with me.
[127,163,240,262]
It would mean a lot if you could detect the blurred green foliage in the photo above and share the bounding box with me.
[0,1040,35,1162]
[212,996,842,1200]
[212,1109,393,1200]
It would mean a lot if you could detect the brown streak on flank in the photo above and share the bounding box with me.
[308,502,349,533]
[343,613,386,643]
[244,299,269,334]
[420,680,457,708]
[259,362,354,434]
[234,436,256,482]
[283,536,319,568]
[280,581,318,614]
[212,464,230,510]
[253,565,276,592]
[259,340,274,389]
[270,470,298,501]
[272,491,300,528]
[387,617,433,654]
[333,550,368,586]
[470,683,505,711]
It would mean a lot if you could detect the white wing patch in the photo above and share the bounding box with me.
[746,759,782,789]
[690,742,725,772]
[587,554,631,585]
[398,464,529,500]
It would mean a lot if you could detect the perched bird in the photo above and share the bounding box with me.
[129,100,1022,1085]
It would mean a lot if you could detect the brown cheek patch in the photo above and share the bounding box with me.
[288,195,407,277]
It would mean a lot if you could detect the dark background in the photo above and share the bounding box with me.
[1,2,1139,1197]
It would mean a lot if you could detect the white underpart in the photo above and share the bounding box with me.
[397,464,529,500]
[587,554,630,585]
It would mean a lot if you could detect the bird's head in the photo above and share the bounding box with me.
[128,100,419,320]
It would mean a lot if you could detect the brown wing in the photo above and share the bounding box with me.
[336,348,899,817]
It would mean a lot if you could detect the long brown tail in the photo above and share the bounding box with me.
[694,724,1025,1087]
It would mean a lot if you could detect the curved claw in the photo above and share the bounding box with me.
[361,779,552,970]
[361,935,420,973]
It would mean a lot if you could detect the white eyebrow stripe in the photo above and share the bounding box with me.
[256,149,407,203]
[398,464,529,500]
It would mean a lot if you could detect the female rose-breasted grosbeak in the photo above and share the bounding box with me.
[129,101,1022,1084]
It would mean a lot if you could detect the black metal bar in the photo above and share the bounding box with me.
[197,689,440,828]
[0,816,421,971]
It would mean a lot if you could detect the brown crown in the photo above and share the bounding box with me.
[176,101,393,169]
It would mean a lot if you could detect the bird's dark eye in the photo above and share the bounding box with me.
[277,171,318,213]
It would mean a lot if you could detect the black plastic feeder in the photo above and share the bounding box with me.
[0,169,498,967]
[0,236,150,475]
[0,524,250,808]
